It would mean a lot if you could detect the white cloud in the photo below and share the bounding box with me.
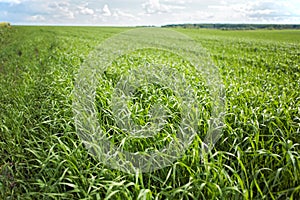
[161,0,190,4]
[49,1,74,19]
[201,0,300,23]
[102,4,111,16]
[28,14,45,22]
[112,8,139,22]
[0,0,22,4]
[113,9,135,18]
[230,1,299,22]
[79,7,94,15]
[1,0,299,25]
[87,4,138,24]
[142,0,185,14]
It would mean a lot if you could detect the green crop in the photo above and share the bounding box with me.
[0,26,299,199]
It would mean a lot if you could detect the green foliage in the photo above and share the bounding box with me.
[0,22,11,28]
[0,26,299,199]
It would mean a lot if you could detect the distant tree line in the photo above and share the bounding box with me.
[162,24,300,30]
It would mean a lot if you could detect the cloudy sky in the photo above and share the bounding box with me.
[0,0,299,26]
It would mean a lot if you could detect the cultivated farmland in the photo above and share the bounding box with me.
[0,26,299,199]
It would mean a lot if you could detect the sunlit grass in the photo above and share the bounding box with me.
[0,26,299,199]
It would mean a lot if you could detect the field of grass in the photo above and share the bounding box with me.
[0,26,299,199]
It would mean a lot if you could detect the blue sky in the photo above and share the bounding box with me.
[0,0,299,26]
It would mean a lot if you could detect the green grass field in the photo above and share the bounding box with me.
[0,26,299,199]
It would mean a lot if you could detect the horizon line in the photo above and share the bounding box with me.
[7,22,300,27]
